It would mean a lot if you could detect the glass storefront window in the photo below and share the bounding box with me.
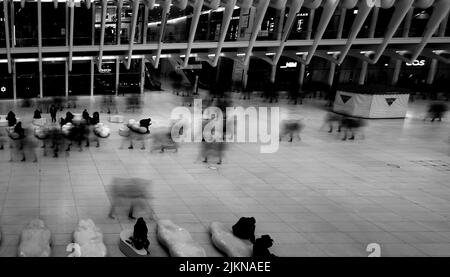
[94,61,116,95]
[95,3,117,45]
[42,3,66,46]
[119,59,141,94]
[43,62,65,97]
[0,64,13,100]
[16,62,39,99]
[74,5,93,45]
[288,7,310,40]
[374,7,394,38]
[69,61,91,96]
[14,2,38,47]
[256,7,278,41]
[409,8,432,37]
[224,8,240,42]
[147,6,163,43]
[163,5,191,43]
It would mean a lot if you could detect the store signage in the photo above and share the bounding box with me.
[340,95,352,104]
[280,62,297,69]
[406,60,426,67]
[385,98,396,106]
[176,64,202,70]
[99,68,112,73]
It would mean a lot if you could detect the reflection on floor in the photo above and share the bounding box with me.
[0,91,449,257]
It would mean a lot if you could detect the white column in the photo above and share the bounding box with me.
[359,61,367,85]
[328,62,336,87]
[298,64,305,86]
[115,58,120,96]
[38,0,43,98]
[427,59,438,85]
[65,60,69,97]
[12,61,16,100]
[90,59,94,96]
[140,57,145,94]
[336,8,346,39]
[392,60,401,86]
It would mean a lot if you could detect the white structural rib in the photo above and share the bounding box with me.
[3,0,12,73]
[68,0,75,71]
[272,0,304,67]
[211,0,236,67]
[183,0,205,67]
[154,0,172,68]
[127,0,140,69]
[243,0,270,66]
[370,0,414,64]
[38,0,43,98]
[86,0,91,9]
[20,0,25,8]
[53,0,57,8]
[336,0,375,64]
[98,0,108,69]
[409,0,450,62]
[304,0,339,64]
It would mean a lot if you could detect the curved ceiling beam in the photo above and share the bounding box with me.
[154,0,172,67]
[377,0,395,9]
[243,0,270,66]
[183,0,205,67]
[211,0,237,67]
[303,0,339,64]
[127,0,140,69]
[68,0,75,71]
[304,0,322,9]
[413,0,434,8]
[204,0,220,9]
[336,0,376,64]
[269,0,287,9]
[409,0,450,62]
[144,0,156,9]
[98,0,108,69]
[272,0,305,66]
[340,0,357,9]
[370,0,414,64]
[3,0,11,73]
[173,0,188,9]
[281,51,308,64]
[236,0,253,9]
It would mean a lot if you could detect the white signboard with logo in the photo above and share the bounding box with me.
[333,91,410,119]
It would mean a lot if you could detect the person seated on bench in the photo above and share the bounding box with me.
[14,122,26,139]
[33,109,42,119]
[6,111,17,127]
[252,235,277,258]
[139,118,152,133]
[91,112,100,125]
[232,217,256,243]
[82,109,91,124]
[126,218,150,255]
[61,112,74,126]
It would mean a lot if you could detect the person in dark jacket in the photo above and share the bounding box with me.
[252,235,277,258]
[82,109,91,125]
[139,118,152,132]
[126,217,150,254]
[6,111,17,127]
[33,109,42,119]
[49,105,57,123]
[91,112,100,125]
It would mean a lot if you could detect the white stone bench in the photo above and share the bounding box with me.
[18,219,52,257]
[210,222,253,257]
[157,219,206,257]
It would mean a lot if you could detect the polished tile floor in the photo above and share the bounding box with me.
[0,90,449,257]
